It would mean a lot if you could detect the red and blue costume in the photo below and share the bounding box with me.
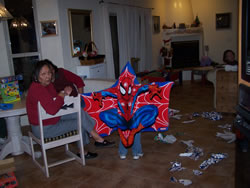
[82,62,173,147]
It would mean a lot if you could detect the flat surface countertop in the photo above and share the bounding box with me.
[164,66,215,72]
[0,96,26,118]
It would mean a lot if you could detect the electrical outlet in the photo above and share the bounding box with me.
[205,45,209,52]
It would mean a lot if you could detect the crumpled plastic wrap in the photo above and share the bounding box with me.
[182,120,196,124]
[216,130,236,143]
[201,111,222,120]
[154,133,177,144]
[199,153,228,170]
[169,108,182,119]
[179,179,192,186]
[218,124,232,130]
[169,108,180,116]
[170,177,192,186]
[170,176,178,183]
[192,112,200,117]
[180,140,204,160]
[193,169,203,176]
[169,161,185,172]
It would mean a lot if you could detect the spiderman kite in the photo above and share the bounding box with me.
[82,62,173,147]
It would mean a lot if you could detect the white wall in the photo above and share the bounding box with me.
[165,0,194,27]
[0,0,239,78]
[57,0,104,73]
[151,0,169,70]
[35,0,64,68]
[57,0,167,74]
[191,0,238,64]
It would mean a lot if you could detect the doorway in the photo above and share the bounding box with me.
[109,13,120,79]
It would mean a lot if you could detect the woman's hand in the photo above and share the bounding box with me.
[64,86,72,96]
[58,91,65,98]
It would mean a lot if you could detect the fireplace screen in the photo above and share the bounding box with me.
[171,40,200,69]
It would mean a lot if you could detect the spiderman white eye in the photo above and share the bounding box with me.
[120,85,126,95]
[128,86,131,94]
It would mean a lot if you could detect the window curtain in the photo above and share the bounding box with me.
[101,3,153,79]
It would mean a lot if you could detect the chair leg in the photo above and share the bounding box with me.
[79,139,85,166]
[29,134,35,161]
[41,148,50,178]
[65,144,69,152]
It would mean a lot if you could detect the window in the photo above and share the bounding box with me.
[4,0,40,91]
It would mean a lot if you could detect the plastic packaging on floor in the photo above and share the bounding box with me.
[154,133,177,144]
[218,124,232,131]
[180,140,204,160]
[199,153,228,170]
[216,130,236,143]
[169,109,182,120]
[169,161,185,172]
[179,179,192,186]
[168,108,180,116]
[201,111,223,120]
[170,177,192,186]
[182,120,196,124]
[193,169,203,176]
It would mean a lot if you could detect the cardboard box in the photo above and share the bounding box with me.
[0,75,22,104]
[216,70,238,113]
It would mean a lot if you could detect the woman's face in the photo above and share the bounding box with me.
[38,65,52,86]
[225,51,235,63]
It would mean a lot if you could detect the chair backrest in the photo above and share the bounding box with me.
[38,95,81,120]
[37,94,81,140]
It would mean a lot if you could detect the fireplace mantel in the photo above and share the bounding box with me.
[163,27,203,35]
[163,27,204,55]
[162,27,204,70]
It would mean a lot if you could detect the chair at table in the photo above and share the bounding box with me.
[28,94,85,178]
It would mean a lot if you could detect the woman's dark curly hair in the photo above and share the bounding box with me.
[31,60,51,83]
[45,59,58,73]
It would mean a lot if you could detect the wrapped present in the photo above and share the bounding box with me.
[0,158,17,188]
[0,172,18,188]
[0,75,22,104]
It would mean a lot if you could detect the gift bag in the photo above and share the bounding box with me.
[79,42,105,65]
[82,41,98,58]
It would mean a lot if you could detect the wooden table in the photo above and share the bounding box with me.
[164,66,214,85]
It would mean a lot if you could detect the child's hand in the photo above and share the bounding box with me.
[64,86,72,96]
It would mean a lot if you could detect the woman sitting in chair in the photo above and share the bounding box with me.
[26,60,114,159]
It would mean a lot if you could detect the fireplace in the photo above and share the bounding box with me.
[163,28,203,69]
[171,40,200,68]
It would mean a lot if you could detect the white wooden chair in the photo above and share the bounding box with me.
[28,94,85,178]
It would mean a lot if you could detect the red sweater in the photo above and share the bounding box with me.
[26,82,64,126]
[53,68,85,97]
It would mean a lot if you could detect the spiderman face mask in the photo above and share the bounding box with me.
[119,77,133,101]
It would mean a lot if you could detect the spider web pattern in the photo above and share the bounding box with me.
[133,82,173,132]
[81,95,117,136]
[81,81,173,137]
